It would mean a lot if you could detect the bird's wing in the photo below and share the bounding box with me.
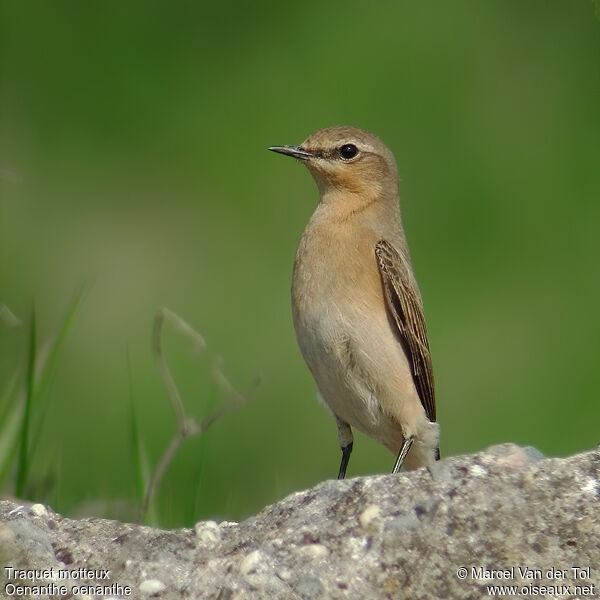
[375,239,436,423]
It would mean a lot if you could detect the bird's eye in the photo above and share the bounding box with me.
[339,144,358,160]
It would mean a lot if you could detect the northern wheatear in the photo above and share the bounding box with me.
[270,126,439,478]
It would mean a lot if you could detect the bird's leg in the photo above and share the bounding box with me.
[335,417,353,479]
[392,435,414,474]
[338,443,353,479]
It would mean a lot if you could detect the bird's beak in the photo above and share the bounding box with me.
[268,145,313,161]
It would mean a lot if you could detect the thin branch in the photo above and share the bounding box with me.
[141,430,185,519]
[140,308,258,522]
[152,309,188,426]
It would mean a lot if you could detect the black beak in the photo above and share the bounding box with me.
[268,145,313,160]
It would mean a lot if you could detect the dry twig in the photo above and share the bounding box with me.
[140,307,259,521]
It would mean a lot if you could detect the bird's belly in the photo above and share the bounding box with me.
[293,294,413,451]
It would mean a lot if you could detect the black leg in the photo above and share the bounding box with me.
[337,442,353,479]
[392,436,414,474]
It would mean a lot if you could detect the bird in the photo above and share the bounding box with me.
[269,126,439,478]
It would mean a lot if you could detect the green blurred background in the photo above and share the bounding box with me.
[1,1,599,527]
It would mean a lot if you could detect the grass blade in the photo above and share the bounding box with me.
[127,349,158,524]
[28,286,86,460]
[15,310,36,497]
[0,401,23,489]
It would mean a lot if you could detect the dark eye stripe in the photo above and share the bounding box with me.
[307,146,361,160]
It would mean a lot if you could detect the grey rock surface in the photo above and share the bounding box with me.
[1,443,598,599]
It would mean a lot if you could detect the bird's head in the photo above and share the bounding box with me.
[269,126,399,201]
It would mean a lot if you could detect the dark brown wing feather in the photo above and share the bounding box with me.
[375,239,436,423]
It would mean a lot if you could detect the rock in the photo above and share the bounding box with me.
[139,578,166,595]
[1,444,598,599]
[194,520,221,547]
